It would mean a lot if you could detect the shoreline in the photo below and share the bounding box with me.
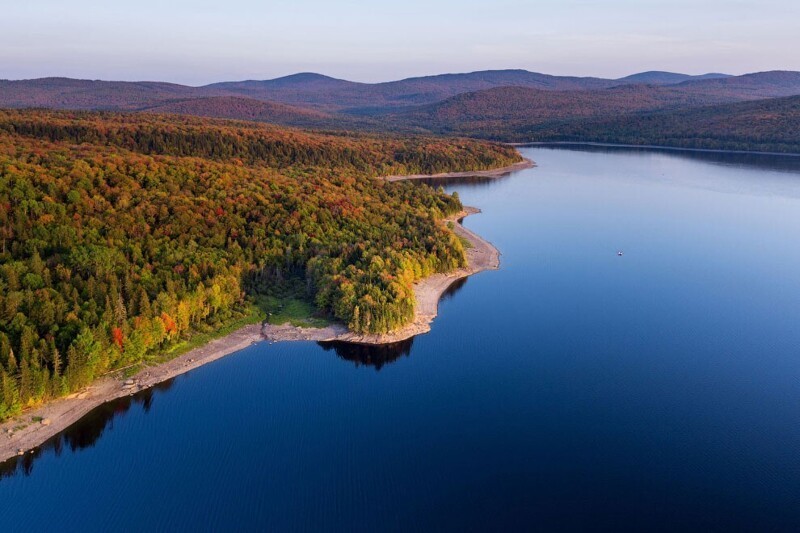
[0,325,264,463]
[0,208,498,463]
[261,206,499,345]
[0,162,525,463]
[510,141,800,158]
[384,158,534,181]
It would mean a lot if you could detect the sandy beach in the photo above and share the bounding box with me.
[0,163,518,463]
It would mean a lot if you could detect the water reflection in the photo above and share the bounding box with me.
[318,339,415,370]
[440,276,467,303]
[526,143,800,174]
[0,379,175,479]
[318,277,469,370]
[414,174,508,189]
[0,280,471,477]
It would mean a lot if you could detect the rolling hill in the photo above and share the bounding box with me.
[385,84,752,137]
[0,77,210,110]
[616,71,731,85]
[205,70,625,111]
[140,96,335,126]
[5,70,799,117]
[512,94,800,153]
[672,71,800,99]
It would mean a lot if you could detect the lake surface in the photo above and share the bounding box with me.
[3,146,800,531]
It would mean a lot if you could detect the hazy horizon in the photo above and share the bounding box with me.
[2,0,799,85]
[0,68,764,86]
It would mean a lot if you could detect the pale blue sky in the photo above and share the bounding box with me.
[2,0,798,84]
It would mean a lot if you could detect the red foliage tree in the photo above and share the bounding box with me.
[111,327,125,349]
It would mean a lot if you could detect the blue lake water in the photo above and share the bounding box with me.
[3,146,800,531]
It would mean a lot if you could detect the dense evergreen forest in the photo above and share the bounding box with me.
[0,110,521,419]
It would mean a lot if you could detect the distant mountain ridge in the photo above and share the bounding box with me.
[1,69,800,153]
[616,71,731,85]
[0,77,208,110]
[203,69,626,111]
[5,69,796,115]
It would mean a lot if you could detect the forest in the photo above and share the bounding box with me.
[0,110,521,419]
[512,95,800,153]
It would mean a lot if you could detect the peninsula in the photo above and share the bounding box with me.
[0,109,532,460]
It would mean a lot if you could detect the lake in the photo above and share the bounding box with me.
[3,146,800,531]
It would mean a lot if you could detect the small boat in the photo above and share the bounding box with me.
[617,250,624,256]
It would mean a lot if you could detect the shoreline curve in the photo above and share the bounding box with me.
[0,160,529,463]
[261,206,498,345]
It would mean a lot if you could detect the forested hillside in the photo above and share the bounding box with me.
[140,96,336,127]
[513,95,800,153]
[0,110,521,418]
[387,84,746,137]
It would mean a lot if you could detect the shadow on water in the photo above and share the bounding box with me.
[318,277,469,370]
[0,379,176,480]
[440,276,467,303]
[0,278,471,477]
[318,338,415,370]
[414,174,510,190]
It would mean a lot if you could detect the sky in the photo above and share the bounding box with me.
[2,0,798,85]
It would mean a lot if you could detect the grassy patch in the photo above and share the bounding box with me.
[115,290,327,375]
[256,295,330,328]
[458,235,474,249]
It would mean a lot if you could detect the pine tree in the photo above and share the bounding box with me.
[19,359,31,404]
[137,288,152,318]
[114,293,127,325]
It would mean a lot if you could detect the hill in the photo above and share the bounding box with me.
[675,71,800,98]
[203,73,365,109]
[205,69,624,112]
[617,71,731,85]
[0,70,625,115]
[140,96,335,126]
[0,77,210,110]
[513,95,800,153]
[6,70,798,117]
[386,84,749,137]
